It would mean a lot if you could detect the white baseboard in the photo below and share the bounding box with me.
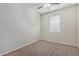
[42,39,77,47]
[0,40,39,56]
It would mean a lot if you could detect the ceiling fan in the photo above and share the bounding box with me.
[37,3,60,9]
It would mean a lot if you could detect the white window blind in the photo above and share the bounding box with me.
[49,15,60,32]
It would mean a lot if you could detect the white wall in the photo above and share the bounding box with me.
[0,4,40,55]
[78,4,79,48]
[41,5,78,46]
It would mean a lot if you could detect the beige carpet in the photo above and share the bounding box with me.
[3,40,79,56]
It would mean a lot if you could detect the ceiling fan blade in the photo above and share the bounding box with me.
[50,3,60,5]
[37,6,42,9]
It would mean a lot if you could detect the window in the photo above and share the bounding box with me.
[49,15,60,32]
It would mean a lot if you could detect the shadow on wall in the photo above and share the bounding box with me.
[0,3,40,55]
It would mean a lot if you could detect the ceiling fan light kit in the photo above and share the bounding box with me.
[43,3,51,9]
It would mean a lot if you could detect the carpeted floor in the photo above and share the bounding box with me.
[3,40,79,56]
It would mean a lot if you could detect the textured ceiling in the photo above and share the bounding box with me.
[24,3,41,8]
[20,3,77,14]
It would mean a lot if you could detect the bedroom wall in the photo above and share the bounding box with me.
[41,5,78,46]
[78,3,79,48]
[0,4,40,55]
